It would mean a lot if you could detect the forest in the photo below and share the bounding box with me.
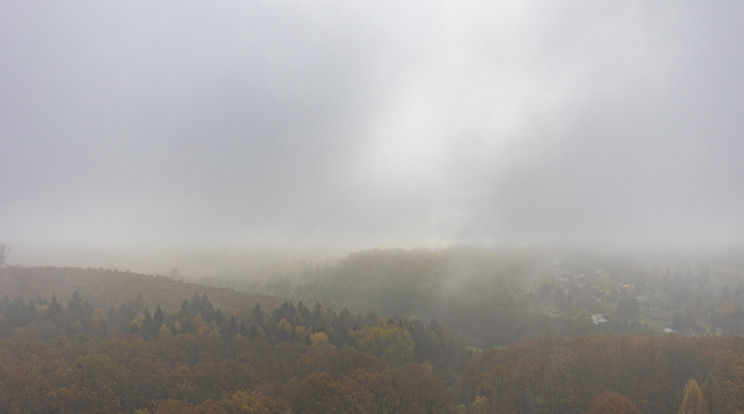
[3,0,741,411]
[1,247,744,413]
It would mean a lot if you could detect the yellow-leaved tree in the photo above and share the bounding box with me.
[352,323,414,366]
[679,378,705,414]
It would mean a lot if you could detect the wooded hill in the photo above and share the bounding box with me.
[205,247,744,345]
[0,265,282,320]
[3,247,744,412]
[0,282,742,413]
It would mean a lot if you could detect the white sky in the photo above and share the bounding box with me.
[2,1,744,267]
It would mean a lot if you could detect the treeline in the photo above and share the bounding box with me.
[0,291,468,413]
[0,265,282,317]
[235,248,599,348]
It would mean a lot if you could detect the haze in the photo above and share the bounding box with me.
[2,1,743,271]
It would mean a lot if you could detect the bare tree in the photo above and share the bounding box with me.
[168,267,182,280]
[13,267,34,300]
[0,242,9,267]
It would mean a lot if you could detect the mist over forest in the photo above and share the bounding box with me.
[2,0,744,413]
[3,1,744,260]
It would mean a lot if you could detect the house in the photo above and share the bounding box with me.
[591,314,608,325]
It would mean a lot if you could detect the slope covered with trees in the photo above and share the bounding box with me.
[0,289,464,413]
[458,334,742,413]
[4,247,744,412]
[0,265,281,319]
[3,287,744,413]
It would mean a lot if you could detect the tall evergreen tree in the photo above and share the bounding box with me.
[702,373,723,414]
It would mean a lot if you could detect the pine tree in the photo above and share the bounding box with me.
[47,294,64,318]
[67,290,84,320]
[701,374,723,414]
[224,315,238,341]
[252,303,265,328]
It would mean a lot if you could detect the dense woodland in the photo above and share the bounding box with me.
[0,290,463,413]
[3,247,744,413]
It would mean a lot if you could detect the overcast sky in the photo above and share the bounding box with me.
[2,1,744,266]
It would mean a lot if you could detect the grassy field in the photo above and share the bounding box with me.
[638,306,672,331]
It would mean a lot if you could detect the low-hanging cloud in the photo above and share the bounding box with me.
[2,0,744,265]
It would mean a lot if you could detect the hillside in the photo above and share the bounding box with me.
[3,248,744,412]
[0,265,282,317]
[201,246,744,347]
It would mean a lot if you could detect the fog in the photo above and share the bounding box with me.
[2,1,744,271]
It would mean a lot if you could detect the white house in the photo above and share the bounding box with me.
[591,314,607,325]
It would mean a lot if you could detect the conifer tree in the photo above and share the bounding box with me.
[701,373,723,414]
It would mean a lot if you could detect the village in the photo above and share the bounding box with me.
[525,251,744,336]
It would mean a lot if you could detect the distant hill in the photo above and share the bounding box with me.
[0,265,282,315]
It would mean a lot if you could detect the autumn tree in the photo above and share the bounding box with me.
[268,372,374,413]
[211,390,282,413]
[679,378,704,414]
[11,267,33,300]
[310,331,335,354]
[391,363,458,413]
[353,323,415,366]
[586,391,639,414]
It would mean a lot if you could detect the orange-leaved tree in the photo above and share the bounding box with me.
[586,391,639,414]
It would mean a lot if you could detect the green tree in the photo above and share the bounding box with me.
[701,373,723,414]
[617,296,640,321]
[47,294,64,319]
[224,315,238,341]
[66,290,91,322]
[252,303,265,329]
